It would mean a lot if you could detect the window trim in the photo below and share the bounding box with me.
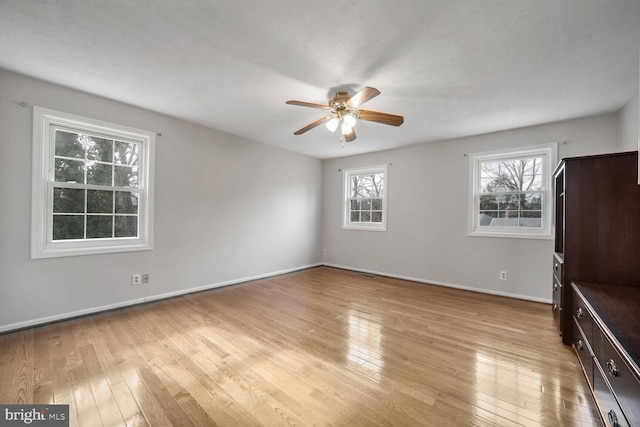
[468,143,557,239]
[342,164,388,231]
[31,106,156,259]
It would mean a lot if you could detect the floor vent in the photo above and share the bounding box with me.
[358,272,376,278]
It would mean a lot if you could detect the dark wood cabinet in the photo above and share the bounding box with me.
[553,151,640,344]
[572,282,640,427]
[554,151,640,426]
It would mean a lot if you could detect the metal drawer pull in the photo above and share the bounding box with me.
[608,409,620,427]
[576,307,585,319]
[576,340,584,351]
[606,359,618,377]
[553,283,559,292]
[553,264,558,271]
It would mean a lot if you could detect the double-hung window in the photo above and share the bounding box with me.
[343,165,387,231]
[468,143,556,238]
[32,107,155,258]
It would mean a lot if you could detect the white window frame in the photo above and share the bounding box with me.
[31,106,155,259]
[342,164,388,231]
[468,143,557,239]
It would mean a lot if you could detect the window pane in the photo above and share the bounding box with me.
[479,177,495,193]
[361,212,371,222]
[503,194,520,210]
[87,137,113,162]
[365,174,383,196]
[86,215,113,238]
[522,193,543,210]
[55,130,83,159]
[521,211,542,228]
[114,165,139,188]
[53,215,84,240]
[53,188,85,213]
[351,173,384,198]
[479,195,498,210]
[87,190,113,213]
[361,199,371,210]
[371,199,382,210]
[115,216,138,237]
[86,162,112,185]
[115,191,138,214]
[478,212,497,226]
[115,142,139,166]
[479,161,502,192]
[55,158,85,183]
[479,157,544,192]
[371,211,382,222]
[350,199,360,210]
[350,211,360,222]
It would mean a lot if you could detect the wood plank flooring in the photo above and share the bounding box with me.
[0,266,601,426]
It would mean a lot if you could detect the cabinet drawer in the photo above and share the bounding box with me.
[572,288,593,343]
[595,329,640,426]
[594,360,630,427]
[552,275,562,333]
[552,275,562,309]
[573,318,593,388]
[552,300,562,333]
[552,254,563,284]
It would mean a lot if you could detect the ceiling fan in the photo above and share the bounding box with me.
[286,86,404,145]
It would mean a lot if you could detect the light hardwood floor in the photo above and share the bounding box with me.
[0,266,601,426]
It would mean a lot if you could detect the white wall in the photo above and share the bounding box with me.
[322,113,620,302]
[619,93,639,151]
[1,67,633,331]
[0,70,323,331]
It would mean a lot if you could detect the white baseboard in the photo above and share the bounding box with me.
[0,263,321,334]
[321,262,552,304]
[1,262,550,334]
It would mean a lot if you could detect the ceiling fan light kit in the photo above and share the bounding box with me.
[286,86,404,147]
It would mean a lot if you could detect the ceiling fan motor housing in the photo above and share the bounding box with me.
[330,91,350,109]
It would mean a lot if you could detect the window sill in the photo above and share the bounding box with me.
[468,230,553,240]
[32,240,153,259]
[342,224,387,232]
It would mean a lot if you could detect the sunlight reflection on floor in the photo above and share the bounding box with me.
[347,311,385,377]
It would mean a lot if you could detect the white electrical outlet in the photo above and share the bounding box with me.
[131,273,142,285]
[499,271,508,281]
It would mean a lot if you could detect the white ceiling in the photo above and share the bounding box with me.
[1,1,639,159]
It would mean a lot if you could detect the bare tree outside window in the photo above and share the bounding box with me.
[344,166,387,230]
[349,173,384,223]
[478,156,544,228]
[351,173,384,198]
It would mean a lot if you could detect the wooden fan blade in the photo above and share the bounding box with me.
[358,109,404,126]
[293,116,331,135]
[286,100,332,110]
[346,86,380,107]
[344,128,356,142]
